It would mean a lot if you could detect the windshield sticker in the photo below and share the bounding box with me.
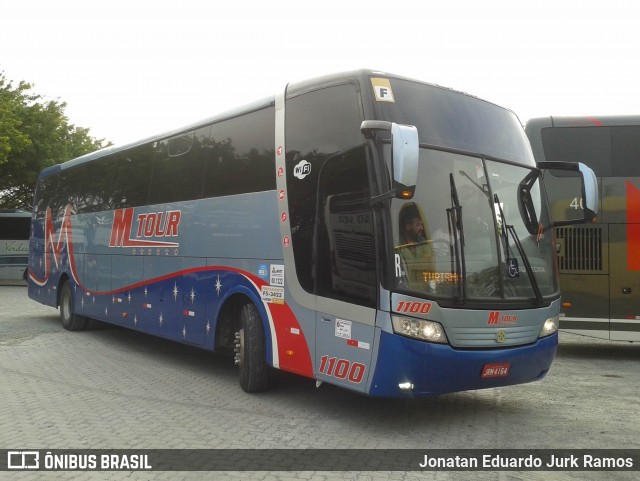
[394,254,404,277]
[371,78,395,103]
[293,160,311,179]
[506,258,520,278]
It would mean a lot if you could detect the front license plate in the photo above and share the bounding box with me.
[481,363,510,378]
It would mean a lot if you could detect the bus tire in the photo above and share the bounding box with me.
[59,281,88,331]
[237,303,269,393]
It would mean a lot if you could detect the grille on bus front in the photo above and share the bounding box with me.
[555,226,603,272]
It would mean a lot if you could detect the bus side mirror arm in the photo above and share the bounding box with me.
[361,120,419,201]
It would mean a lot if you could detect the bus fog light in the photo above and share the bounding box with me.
[392,316,448,343]
[398,382,414,390]
[539,315,559,338]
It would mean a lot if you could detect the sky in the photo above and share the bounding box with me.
[2,0,640,146]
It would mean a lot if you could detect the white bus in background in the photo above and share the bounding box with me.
[0,209,30,283]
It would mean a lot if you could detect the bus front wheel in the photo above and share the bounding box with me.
[59,281,89,331]
[235,303,269,393]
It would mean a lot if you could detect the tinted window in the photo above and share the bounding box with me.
[34,175,59,219]
[541,125,640,178]
[375,78,534,165]
[33,105,276,213]
[315,147,376,306]
[149,126,209,204]
[111,145,154,208]
[541,127,612,177]
[72,158,114,213]
[285,83,365,294]
[0,217,30,239]
[202,106,275,198]
[611,126,640,176]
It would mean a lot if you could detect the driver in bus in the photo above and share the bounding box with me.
[397,203,433,260]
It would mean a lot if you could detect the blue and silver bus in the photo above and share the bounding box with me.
[28,70,597,396]
[0,209,30,283]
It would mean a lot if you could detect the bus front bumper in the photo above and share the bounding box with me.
[367,330,557,397]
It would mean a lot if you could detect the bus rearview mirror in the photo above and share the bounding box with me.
[538,161,599,225]
[360,121,419,196]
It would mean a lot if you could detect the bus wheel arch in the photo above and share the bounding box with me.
[58,277,88,331]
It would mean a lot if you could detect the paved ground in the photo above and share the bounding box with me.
[0,284,639,480]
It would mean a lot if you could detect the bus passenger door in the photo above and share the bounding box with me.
[282,82,379,391]
[312,151,378,392]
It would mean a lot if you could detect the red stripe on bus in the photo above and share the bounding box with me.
[626,181,640,271]
[585,117,604,127]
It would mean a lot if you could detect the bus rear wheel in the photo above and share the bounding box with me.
[59,281,89,331]
[234,303,269,393]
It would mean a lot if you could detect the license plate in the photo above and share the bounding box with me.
[481,363,510,378]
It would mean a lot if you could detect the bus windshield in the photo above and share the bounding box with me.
[393,148,558,305]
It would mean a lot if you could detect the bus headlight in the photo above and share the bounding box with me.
[392,316,448,343]
[539,315,559,338]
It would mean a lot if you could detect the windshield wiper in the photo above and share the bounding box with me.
[447,173,466,302]
[494,193,543,303]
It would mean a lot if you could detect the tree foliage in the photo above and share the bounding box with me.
[0,72,110,210]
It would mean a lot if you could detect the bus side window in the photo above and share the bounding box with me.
[111,146,154,209]
[149,127,208,205]
[202,107,275,199]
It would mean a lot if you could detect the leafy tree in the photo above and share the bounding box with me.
[0,72,110,210]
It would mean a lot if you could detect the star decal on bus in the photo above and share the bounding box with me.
[215,275,222,296]
[173,282,179,302]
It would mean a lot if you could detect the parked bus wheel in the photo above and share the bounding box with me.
[59,281,89,331]
[236,303,269,393]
